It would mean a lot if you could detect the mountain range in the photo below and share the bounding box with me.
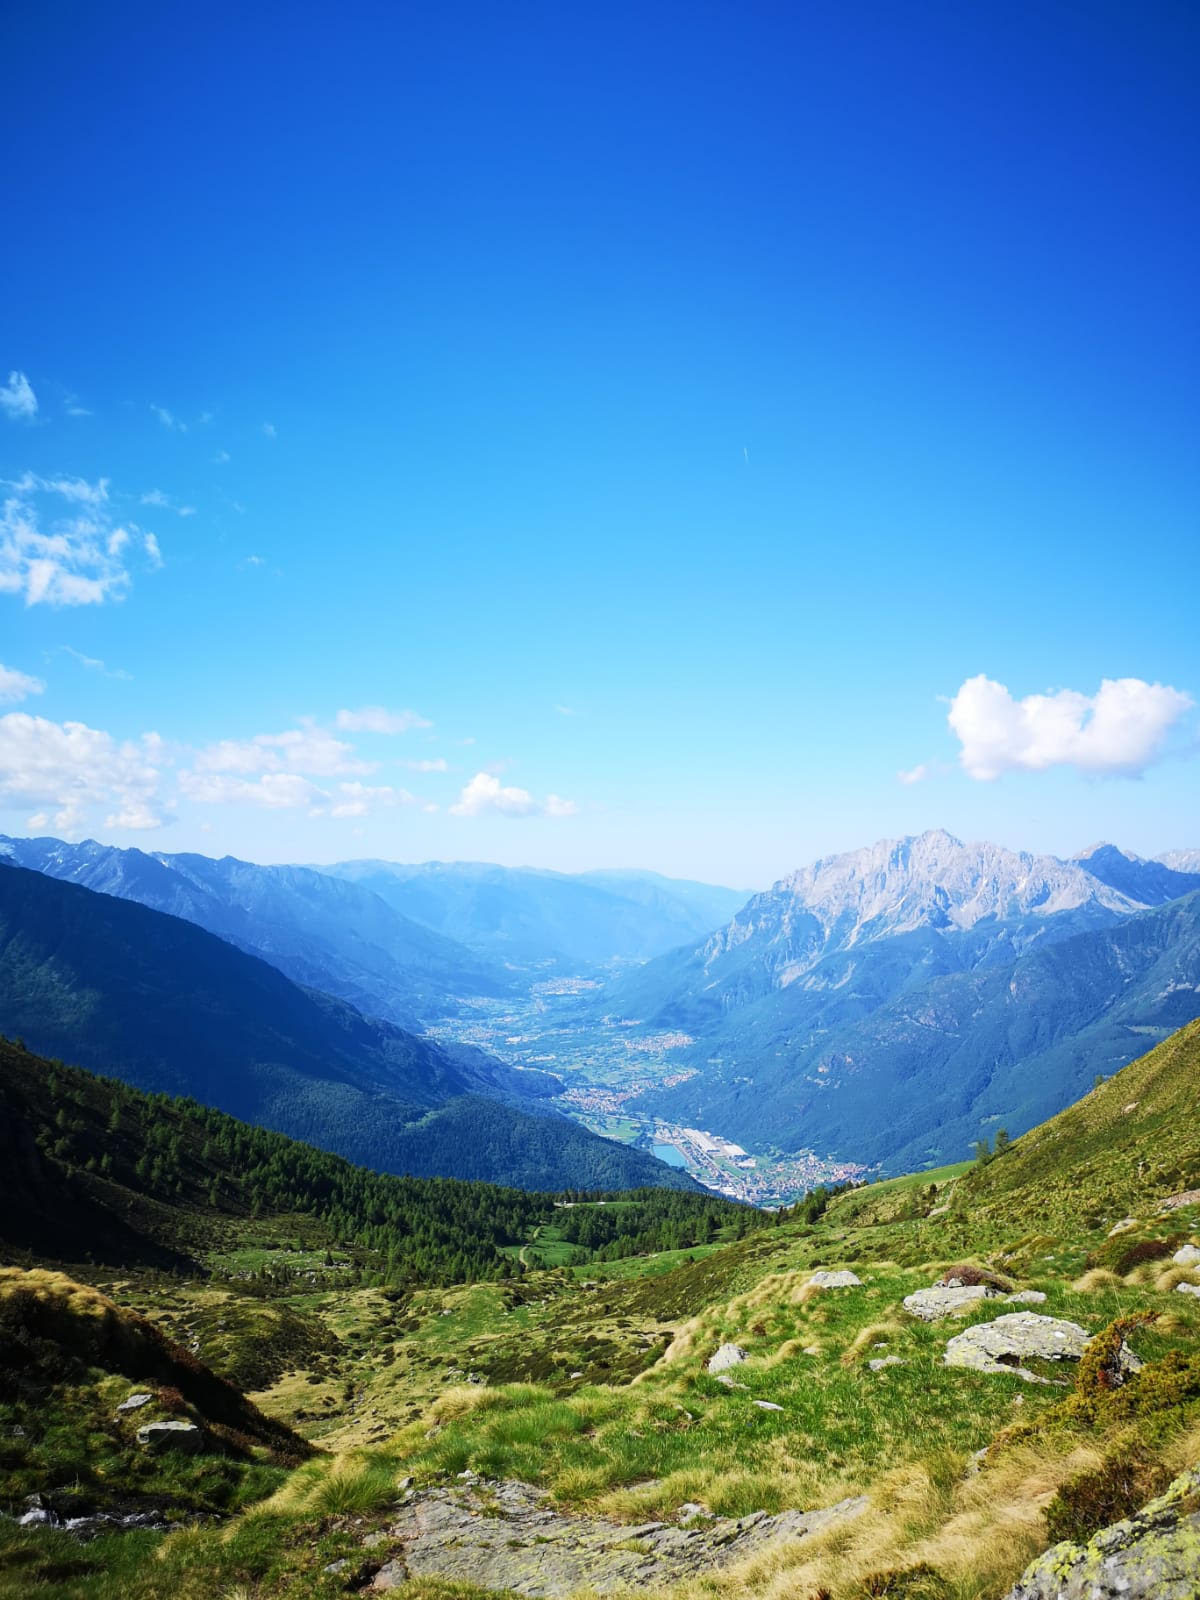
[317,859,748,969]
[0,860,695,1192]
[605,832,1200,1173]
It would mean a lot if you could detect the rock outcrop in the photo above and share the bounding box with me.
[807,1270,862,1289]
[367,1477,868,1595]
[1003,1466,1200,1598]
[903,1284,1002,1320]
[135,1420,204,1453]
[943,1313,1141,1384]
[1172,1243,1200,1267]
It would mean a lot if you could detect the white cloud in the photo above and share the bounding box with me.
[61,646,132,681]
[555,704,576,717]
[0,664,45,703]
[401,757,448,772]
[0,712,164,832]
[450,771,577,819]
[947,674,1194,781]
[150,404,185,431]
[1,372,37,420]
[262,421,277,438]
[179,770,320,809]
[328,782,417,818]
[213,450,231,464]
[140,490,194,518]
[143,532,162,568]
[0,473,159,606]
[335,705,432,735]
[897,763,929,786]
[193,723,373,778]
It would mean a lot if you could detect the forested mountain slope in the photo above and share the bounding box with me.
[0,863,695,1192]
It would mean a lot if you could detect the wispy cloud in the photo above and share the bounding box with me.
[896,763,929,786]
[327,782,417,818]
[0,664,45,703]
[401,757,448,772]
[450,771,577,819]
[0,372,37,421]
[193,722,373,778]
[947,674,1195,781]
[0,472,161,606]
[61,645,132,681]
[262,421,277,438]
[213,450,231,464]
[335,705,432,735]
[555,704,576,716]
[179,770,320,810]
[139,489,195,517]
[150,403,185,431]
[64,392,91,417]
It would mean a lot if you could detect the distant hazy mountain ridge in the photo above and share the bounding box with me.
[318,859,748,969]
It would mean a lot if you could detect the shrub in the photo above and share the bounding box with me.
[1044,1445,1170,1545]
[857,1565,951,1599]
[1086,1235,1179,1276]
[935,1264,1012,1292]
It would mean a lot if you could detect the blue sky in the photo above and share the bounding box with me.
[2,0,1197,886]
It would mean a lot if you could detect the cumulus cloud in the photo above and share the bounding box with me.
[0,664,45,703]
[948,674,1194,781]
[0,473,161,606]
[0,372,37,420]
[0,713,164,832]
[193,723,374,779]
[335,705,432,735]
[450,771,577,819]
[179,770,320,809]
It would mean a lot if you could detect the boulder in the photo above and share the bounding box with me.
[1175,1282,1200,1299]
[707,1343,748,1375]
[1006,1290,1048,1305]
[904,1284,1002,1321]
[1172,1243,1200,1267]
[868,1356,905,1372]
[807,1270,862,1289]
[136,1420,204,1454]
[1003,1466,1200,1598]
[944,1313,1141,1384]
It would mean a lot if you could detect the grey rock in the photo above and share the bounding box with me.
[324,1559,349,1573]
[807,1270,862,1289]
[136,1420,204,1453]
[1108,1217,1139,1236]
[868,1356,905,1371]
[1003,1466,1200,1598]
[752,1400,784,1411]
[366,1477,867,1595]
[944,1313,1141,1384]
[1172,1243,1200,1267]
[116,1392,155,1413]
[904,1285,1002,1320]
[1006,1290,1048,1305]
[1175,1281,1200,1298]
[707,1342,749,1375]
